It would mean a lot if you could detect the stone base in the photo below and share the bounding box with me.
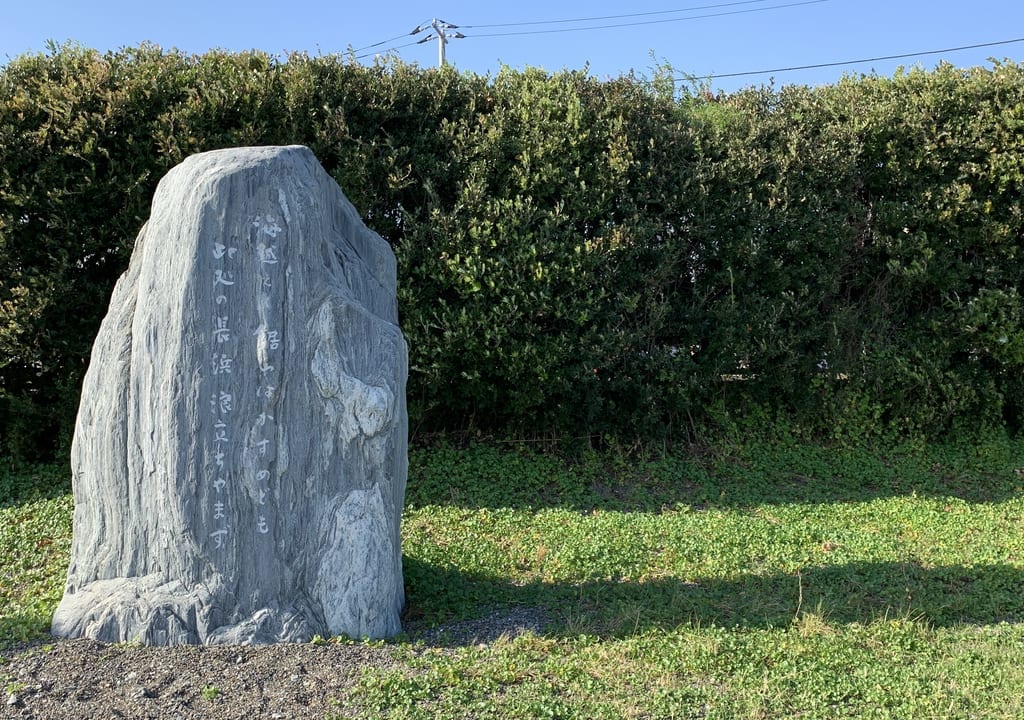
[52,574,318,645]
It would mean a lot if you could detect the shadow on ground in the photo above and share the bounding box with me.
[403,556,1024,638]
[0,463,71,510]
[408,441,1024,512]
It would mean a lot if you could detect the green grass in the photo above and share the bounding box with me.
[0,463,72,645]
[3,437,1024,718]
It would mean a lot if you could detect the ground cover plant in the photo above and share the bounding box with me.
[3,436,1023,718]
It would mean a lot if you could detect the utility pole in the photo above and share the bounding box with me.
[413,18,464,67]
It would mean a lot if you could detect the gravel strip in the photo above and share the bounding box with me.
[1,606,552,720]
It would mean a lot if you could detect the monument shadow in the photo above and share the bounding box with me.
[403,556,1024,642]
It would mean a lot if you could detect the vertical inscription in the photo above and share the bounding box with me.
[201,213,285,555]
[250,214,284,539]
[206,239,239,553]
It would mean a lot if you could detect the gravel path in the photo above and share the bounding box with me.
[1,607,550,720]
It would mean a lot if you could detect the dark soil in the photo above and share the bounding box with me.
[0,607,550,720]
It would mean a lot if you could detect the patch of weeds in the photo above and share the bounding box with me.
[0,463,69,507]
[407,443,591,510]
[3,436,1024,717]
[1,492,73,648]
[354,636,623,719]
[200,684,220,701]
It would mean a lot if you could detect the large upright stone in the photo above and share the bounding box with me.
[52,146,408,645]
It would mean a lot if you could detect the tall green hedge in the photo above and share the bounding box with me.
[1,44,1022,458]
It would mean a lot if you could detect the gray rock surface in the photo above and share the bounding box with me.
[52,145,408,645]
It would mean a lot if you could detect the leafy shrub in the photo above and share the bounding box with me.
[1,47,1022,459]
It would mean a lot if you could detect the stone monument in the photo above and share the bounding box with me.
[52,146,408,645]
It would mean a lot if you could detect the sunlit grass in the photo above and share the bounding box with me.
[3,437,1023,718]
[0,464,71,646]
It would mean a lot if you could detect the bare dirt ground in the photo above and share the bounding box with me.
[0,607,549,720]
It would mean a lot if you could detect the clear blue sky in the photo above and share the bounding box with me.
[3,0,1023,93]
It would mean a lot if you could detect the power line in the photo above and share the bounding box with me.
[461,0,782,29]
[350,33,416,54]
[353,40,421,61]
[353,18,465,65]
[349,0,792,54]
[466,0,830,38]
[690,36,1024,80]
[349,18,432,55]
[350,4,1020,81]
[349,0,827,65]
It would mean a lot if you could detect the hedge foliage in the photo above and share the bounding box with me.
[1,44,1022,458]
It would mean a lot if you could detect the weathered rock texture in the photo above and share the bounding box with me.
[52,146,408,645]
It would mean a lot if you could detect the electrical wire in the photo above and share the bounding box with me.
[461,0,783,29]
[353,40,422,61]
[348,3,795,57]
[690,36,1024,80]
[350,33,415,54]
[349,4,1021,83]
[466,0,829,38]
[349,18,432,55]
